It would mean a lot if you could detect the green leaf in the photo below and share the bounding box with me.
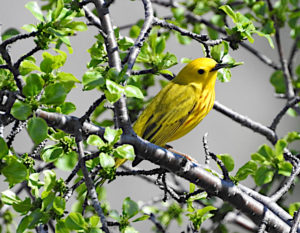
[1,28,20,41]
[56,220,68,233]
[44,170,56,192]
[123,226,139,233]
[57,72,80,83]
[217,154,234,172]
[2,157,28,187]
[278,161,292,176]
[1,190,21,205]
[53,196,66,215]
[104,127,122,145]
[40,57,54,73]
[13,197,31,214]
[82,70,105,90]
[11,100,32,121]
[156,37,166,54]
[251,153,266,163]
[28,173,43,198]
[27,117,48,145]
[219,5,237,22]
[289,202,300,216]
[129,25,141,38]
[284,132,300,143]
[270,70,285,94]
[211,44,222,62]
[0,137,9,159]
[25,1,44,21]
[176,33,192,45]
[65,21,88,31]
[275,139,287,156]
[114,144,135,161]
[20,60,40,76]
[132,215,150,222]
[27,209,44,229]
[41,145,64,162]
[17,216,31,233]
[257,144,274,160]
[23,73,44,97]
[159,52,177,69]
[99,153,115,168]
[89,215,100,227]
[41,83,67,105]
[122,197,139,219]
[105,79,124,103]
[22,24,37,32]
[60,102,76,114]
[40,50,67,73]
[54,151,78,171]
[52,0,64,20]
[119,37,134,51]
[235,160,257,181]
[124,85,144,99]
[254,166,275,186]
[109,210,121,222]
[87,135,106,148]
[65,212,86,230]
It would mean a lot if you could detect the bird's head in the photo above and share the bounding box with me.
[173,57,228,86]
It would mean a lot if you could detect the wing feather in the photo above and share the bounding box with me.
[133,82,198,146]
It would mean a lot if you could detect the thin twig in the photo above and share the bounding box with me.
[213,101,277,144]
[75,131,109,233]
[270,96,300,131]
[14,45,41,69]
[257,217,267,233]
[266,0,295,99]
[270,160,300,202]
[131,69,175,80]
[149,213,166,233]
[288,36,300,78]
[185,12,280,70]
[125,0,154,73]
[80,95,106,123]
[202,133,210,165]
[116,167,166,177]
[290,209,300,233]
[83,6,106,37]
[153,17,224,46]
[0,31,38,47]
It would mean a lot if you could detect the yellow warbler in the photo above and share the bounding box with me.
[113,57,228,169]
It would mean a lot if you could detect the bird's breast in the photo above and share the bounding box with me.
[182,87,215,130]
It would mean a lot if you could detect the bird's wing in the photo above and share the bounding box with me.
[133,82,198,146]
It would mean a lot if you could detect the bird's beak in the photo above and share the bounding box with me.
[210,63,230,72]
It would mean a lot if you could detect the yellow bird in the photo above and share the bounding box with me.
[114,57,228,168]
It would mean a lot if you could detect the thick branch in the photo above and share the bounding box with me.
[35,109,298,233]
[92,0,132,134]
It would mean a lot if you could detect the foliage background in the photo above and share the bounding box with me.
[0,0,300,232]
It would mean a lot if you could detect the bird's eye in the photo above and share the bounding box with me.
[198,69,205,75]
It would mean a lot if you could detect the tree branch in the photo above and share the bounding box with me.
[270,96,300,131]
[35,109,299,233]
[213,101,277,144]
[75,130,110,233]
[125,0,154,73]
[92,0,133,134]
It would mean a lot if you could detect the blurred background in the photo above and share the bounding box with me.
[1,0,300,232]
